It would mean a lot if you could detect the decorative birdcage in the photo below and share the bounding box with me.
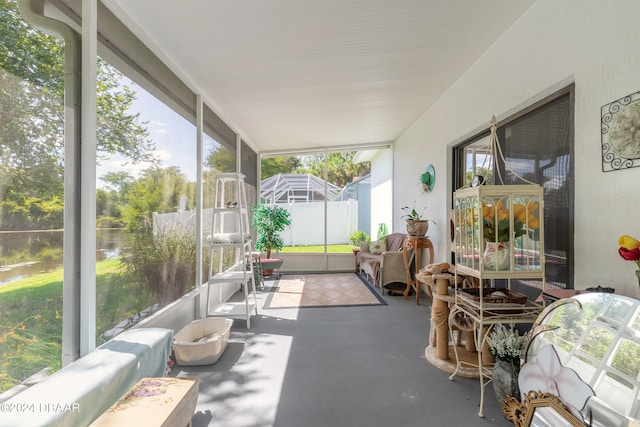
[453,117,545,281]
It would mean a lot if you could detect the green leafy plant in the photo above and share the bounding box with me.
[401,202,425,220]
[349,230,370,246]
[252,205,292,258]
[401,202,434,223]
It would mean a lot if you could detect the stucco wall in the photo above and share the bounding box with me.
[393,0,640,296]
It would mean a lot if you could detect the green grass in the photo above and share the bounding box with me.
[279,244,358,253]
[0,243,355,392]
[0,258,154,393]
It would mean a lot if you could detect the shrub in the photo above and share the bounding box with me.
[120,224,196,306]
[349,230,370,245]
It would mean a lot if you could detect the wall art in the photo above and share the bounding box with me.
[601,90,640,172]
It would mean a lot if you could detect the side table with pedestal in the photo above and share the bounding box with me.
[402,236,435,304]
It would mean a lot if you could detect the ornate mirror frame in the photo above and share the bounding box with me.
[503,391,584,427]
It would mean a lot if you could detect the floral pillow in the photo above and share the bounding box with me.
[369,237,387,254]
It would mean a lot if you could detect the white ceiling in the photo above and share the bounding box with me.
[102,0,534,153]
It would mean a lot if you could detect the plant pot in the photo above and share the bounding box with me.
[483,241,510,271]
[406,219,429,236]
[492,358,521,403]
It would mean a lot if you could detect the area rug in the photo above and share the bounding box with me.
[263,273,386,309]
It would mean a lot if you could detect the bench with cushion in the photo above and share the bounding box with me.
[0,327,173,427]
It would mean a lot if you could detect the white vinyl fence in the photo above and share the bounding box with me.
[153,199,359,246]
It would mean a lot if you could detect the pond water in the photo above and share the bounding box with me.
[0,229,127,286]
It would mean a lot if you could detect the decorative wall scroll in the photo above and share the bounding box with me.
[601,90,640,172]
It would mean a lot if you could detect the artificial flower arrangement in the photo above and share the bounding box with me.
[618,234,640,269]
[486,324,526,364]
[481,199,540,242]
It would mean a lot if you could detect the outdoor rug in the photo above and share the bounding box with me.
[263,273,386,309]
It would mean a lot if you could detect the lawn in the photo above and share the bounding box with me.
[0,258,154,393]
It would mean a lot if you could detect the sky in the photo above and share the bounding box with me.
[96,79,217,188]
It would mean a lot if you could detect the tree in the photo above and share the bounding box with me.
[302,152,370,188]
[205,146,235,173]
[100,171,134,203]
[121,166,193,231]
[0,0,155,229]
[260,157,302,179]
[0,1,64,94]
[0,1,155,163]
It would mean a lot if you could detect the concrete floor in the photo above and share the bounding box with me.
[171,274,512,427]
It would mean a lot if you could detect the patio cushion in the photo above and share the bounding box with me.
[370,237,387,254]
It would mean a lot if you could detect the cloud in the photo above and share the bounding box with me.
[153,149,171,161]
[149,119,169,135]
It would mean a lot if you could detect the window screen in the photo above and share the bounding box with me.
[454,89,573,290]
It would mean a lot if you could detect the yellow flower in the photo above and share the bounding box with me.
[481,200,539,242]
[482,205,493,219]
[619,235,640,250]
[513,204,526,217]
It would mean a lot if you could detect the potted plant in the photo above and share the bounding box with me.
[349,230,370,246]
[401,202,433,236]
[486,324,525,403]
[251,204,292,259]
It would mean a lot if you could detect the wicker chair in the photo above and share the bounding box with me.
[357,233,414,291]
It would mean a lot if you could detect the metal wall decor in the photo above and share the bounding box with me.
[601,90,640,172]
[420,164,435,192]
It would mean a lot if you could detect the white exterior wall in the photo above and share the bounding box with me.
[370,148,394,238]
[393,0,640,297]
